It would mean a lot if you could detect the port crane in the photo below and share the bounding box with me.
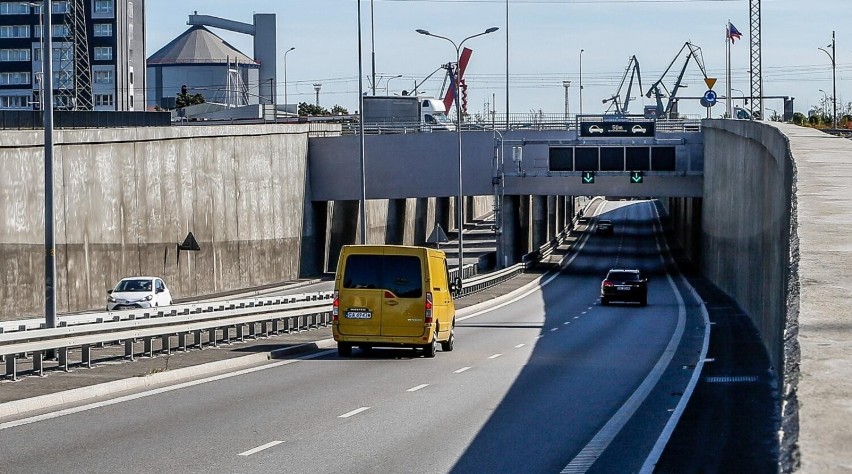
[645,42,708,118]
[602,55,643,116]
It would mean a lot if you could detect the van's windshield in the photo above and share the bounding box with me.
[343,255,423,298]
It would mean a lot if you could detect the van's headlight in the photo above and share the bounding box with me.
[141,295,153,302]
[108,296,117,303]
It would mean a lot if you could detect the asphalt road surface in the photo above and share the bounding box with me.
[0,200,704,473]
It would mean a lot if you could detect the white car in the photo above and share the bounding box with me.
[107,277,172,311]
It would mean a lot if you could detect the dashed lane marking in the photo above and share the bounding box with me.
[339,407,371,418]
[515,344,526,348]
[238,441,284,457]
[488,354,503,359]
[407,384,429,392]
[454,367,472,374]
[550,328,559,332]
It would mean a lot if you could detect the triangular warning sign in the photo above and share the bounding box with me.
[426,224,449,245]
[704,77,717,89]
[177,232,201,251]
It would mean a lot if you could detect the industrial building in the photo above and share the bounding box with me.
[0,0,145,111]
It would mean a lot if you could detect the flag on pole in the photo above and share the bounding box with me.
[727,22,743,44]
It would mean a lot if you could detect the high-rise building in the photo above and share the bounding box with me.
[0,0,145,111]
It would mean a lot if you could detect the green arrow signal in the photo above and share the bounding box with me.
[630,171,644,184]
[582,172,595,184]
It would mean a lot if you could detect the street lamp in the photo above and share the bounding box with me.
[818,31,837,128]
[579,49,585,117]
[416,26,499,280]
[39,0,57,331]
[818,88,829,114]
[385,74,402,95]
[562,80,571,122]
[283,46,295,112]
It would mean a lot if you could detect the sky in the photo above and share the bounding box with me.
[145,0,848,118]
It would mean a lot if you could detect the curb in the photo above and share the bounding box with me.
[0,338,337,420]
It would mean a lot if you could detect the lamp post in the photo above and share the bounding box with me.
[41,0,56,331]
[819,89,829,118]
[370,0,376,96]
[385,74,402,95]
[416,26,499,279]
[818,31,837,128]
[579,49,584,117]
[283,46,294,112]
[562,80,571,123]
[731,87,746,108]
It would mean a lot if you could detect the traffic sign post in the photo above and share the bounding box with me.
[630,171,644,184]
[582,172,595,184]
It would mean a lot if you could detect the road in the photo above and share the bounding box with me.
[0,200,704,473]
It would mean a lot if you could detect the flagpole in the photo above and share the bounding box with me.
[726,21,732,118]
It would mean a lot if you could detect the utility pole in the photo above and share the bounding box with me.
[42,0,57,333]
[562,80,571,122]
[749,0,762,119]
[819,31,837,127]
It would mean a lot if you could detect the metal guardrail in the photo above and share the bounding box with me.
[0,213,586,380]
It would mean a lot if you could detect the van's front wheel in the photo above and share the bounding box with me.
[337,342,353,357]
[423,332,438,358]
[440,321,455,352]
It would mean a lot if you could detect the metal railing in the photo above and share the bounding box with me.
[1,213,587,380]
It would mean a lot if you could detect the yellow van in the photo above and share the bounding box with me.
[332,245,459,357]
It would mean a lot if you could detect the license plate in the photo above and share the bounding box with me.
[617,286,631,291]
[345,310,372,319]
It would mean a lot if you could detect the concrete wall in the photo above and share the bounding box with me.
[0,125,318,320]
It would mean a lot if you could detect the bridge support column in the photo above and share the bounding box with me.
[547,196,557,240]
[435,197,451,236]
[413,198,428,246]
[518,196,531,257]
[299,201,328,277]
[498,195,519,268]
[328,200,359,272]
[385,199,406,245]
[532,195,547,252]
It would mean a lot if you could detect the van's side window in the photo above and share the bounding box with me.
[343,255,423,298]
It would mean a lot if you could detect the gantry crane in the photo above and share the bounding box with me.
[645,42,707,119]
[602,55,643,116]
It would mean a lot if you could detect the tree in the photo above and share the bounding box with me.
[791,112,806,126]
[176,85,205,108]
[330,104,349,115]
[298,102,329,116]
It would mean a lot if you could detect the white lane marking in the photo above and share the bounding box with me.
[454,367,471,374]
[561,200,687,474]
[587,307,593,310]
[339,407,370,418]
[238,440,284,457]
[581,311,587,315]
[0,350,336,431]
[641,203,712,473]
[488,354,502,359]
[550,328,558,332]
[574,316,580,319]
[407,384,429,392]
[563,322,570,325]
[514,344,526,348]
[536,335,544,339]
[457,224,596,322]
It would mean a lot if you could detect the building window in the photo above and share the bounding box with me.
[94,46,112,61]
[0,3,30,14]
[52,1,68,13]
[93,0,113,14]
[94,70,113,84]
[0,25,29,38]
[0,95,30,109]
[0,49,31,61]
[34,46,72,62]
[94,23,112,37]
[35,24,70,38]
[0,72,30,85]
[94,94,114,107]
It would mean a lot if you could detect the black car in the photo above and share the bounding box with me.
[601,269,648,306]
[596,220,614,235]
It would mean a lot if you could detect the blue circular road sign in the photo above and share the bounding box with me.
[703,89,718,106]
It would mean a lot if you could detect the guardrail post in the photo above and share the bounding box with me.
[236,324,245,342]
[178,332,188,352]
[260,321,269,338]
[124,340,135,361]
[194,329,203,349]
[81,344,92,368]
[208,328,218,347]
[248,323,257,339]
[32,350,43,376]
[143,337,154,358]
[57,347,69,371]
[221,326,231,345]
[161,335,172,355]
[271,319,280,335]
[6,355,17,381]
[285,317,293,334]
[297,315,304,333]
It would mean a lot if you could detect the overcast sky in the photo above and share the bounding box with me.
[146,0,847,118]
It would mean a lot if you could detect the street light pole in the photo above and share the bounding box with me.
[357,1,367,244]
[505,0,509,130]
[42,0,56,331]
[283,46,294,112]
[370,0,376,96]
[579,49,584,117]
[562,80,571,122]
[385,74,402,95]
[819,31,837,127]
[416,26,499,280]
